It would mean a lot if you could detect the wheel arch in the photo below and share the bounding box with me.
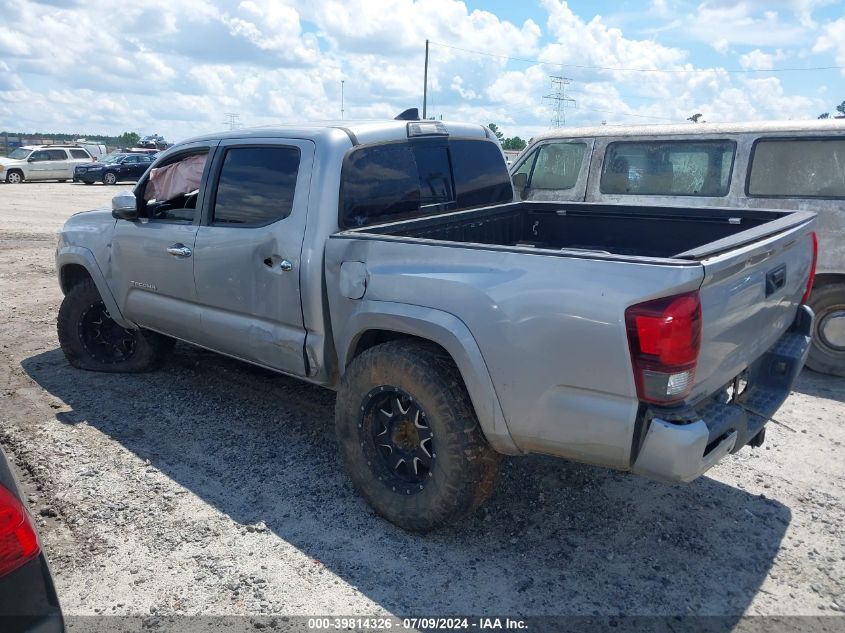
[56,247,131,328]
[339,302,520,455]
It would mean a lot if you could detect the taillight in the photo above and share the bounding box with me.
[0,484,40,577]
[801,232,817,304]
[625,291,702,404]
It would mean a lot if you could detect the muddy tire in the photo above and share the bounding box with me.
[335,340,502,531]
[57,279,174,372]
[806,283,845,377]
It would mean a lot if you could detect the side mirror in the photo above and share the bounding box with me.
[512,172,528,199]
[27,157,35,162]
[112,191,139,221]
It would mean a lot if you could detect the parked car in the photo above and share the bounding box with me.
[0,145,93,184]
[0,445,63,632]
[510,119,845,376]
[137,134,168,150]
[73,153,154,185]
[55,119,815,531]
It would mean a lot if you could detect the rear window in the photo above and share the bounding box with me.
[601,140,735,197]
[340,139,512,228]
[748,138,845,198]
[70,149,90,159]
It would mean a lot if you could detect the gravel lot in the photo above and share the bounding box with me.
[0,182,843,621]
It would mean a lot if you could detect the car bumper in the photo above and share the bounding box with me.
[0,555,64,633]
[74,173,99,183]
[631,304,813,483]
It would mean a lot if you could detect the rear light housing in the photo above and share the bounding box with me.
[625,291,702,404]
[0,484,40,577]
[801,231,817,304]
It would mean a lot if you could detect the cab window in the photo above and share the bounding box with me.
[526,142,586,190]
[601,140,735,196]
[141,151,209,222]
[29,151,50,162]
[212,147,301,226]
[748,138,845,198]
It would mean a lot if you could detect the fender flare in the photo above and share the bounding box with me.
[338,301,520,455]
[56,246,133,328]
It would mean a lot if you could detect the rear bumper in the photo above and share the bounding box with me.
[631,304,813,482]
[0,555,64,632]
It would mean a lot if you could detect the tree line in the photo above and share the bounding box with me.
[487,124,528,150]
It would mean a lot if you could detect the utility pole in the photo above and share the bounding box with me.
[341,80,345,120]
[423,39,429,120]
[223,113,240,131]
[543,76,575,127]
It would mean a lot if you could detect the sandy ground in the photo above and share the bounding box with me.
[0,182,843,620]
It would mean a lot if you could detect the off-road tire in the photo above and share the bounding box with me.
[57,279,174,372]
[335,340,502,531]
[806,283,845,377]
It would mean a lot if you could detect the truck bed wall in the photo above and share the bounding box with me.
[364,202,781,259]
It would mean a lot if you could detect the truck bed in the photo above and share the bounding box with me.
[350,201,808,260]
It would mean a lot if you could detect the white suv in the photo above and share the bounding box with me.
[0,145,94,184]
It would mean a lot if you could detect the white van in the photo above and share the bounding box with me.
[510,120,845,376]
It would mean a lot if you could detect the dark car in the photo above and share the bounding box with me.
[73,152,154,185]
[0,445,63,632]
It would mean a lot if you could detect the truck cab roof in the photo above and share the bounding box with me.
[177,120,493,148]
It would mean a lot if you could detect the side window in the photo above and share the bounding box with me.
[70,149,90,159]
[29,151,50,162]
[601,140,735,196]
[212,147,301,226]
[512,151,536,182]
[124,155,140,164]
[748,138,845,198]
[142,151,209,222]
[528,142,586,190]
[47,150,68,160]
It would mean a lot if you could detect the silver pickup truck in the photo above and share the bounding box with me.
[55,119,816,531]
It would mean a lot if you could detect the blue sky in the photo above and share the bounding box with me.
[0,0,843,142]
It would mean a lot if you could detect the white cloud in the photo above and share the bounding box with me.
[738,48,789,70]
[813,17,845,75]
[0,0,837,142]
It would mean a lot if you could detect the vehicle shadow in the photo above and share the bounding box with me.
[22,346,790,619]
[793,369,845,404]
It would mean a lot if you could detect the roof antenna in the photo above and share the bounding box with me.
[394,108,420,121]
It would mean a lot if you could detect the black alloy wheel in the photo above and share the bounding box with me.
[360,387,435,493]
[78,301,137,364]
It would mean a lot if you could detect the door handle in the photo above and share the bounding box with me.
[166,243,192,258]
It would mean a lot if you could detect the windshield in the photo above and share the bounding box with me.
[7,148,31,160]
[100,154,123,164]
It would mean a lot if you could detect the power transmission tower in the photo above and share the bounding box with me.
[543,76,575,127]
[223,113,240,131]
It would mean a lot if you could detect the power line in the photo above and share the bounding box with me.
[429,41,844,74]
